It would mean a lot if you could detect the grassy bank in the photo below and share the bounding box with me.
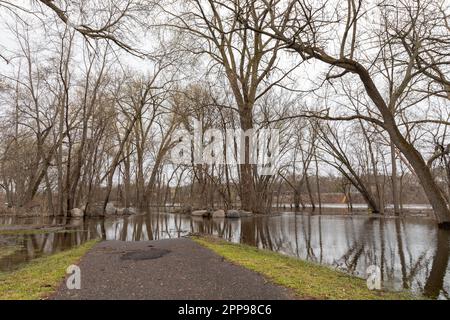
[193,236,417,300]
[0,226,66,235]
[0,240,99,300]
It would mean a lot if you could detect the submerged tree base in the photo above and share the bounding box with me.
[438,221,450,230]
[192,236,419,300]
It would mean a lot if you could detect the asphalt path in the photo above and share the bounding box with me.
[52,238,294,300]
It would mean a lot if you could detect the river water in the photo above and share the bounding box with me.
[0,212,448,299]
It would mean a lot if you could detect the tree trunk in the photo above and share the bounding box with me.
[238,107,257,212]
[424,229,450,298]
[385,119,450,227]
[358,69,450,226]
[390,142,400,215]
[123,147,131,208]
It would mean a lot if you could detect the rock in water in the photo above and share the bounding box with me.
[87,204,105,217]
[123,207,137,215]
[105,203,117,215]
[70,208,84,218]
[212,209,225,218]
[238,210,253,217]
[178,205,192,214]
[226,210,240,218]
[68,218,83,227]
[191,210,210,217]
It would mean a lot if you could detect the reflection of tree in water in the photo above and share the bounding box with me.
[332,217,445,295]
[0,220,97,272]
[424,229,450,299]
[318,215,323,264]
[240,218,256,246]
[145,214,154,240]
[2,213,450,298]
[120,216,129,241]
[255,218,277,252]
[395,219,408,289]
[391,219,430,291]
[334,218,374,274]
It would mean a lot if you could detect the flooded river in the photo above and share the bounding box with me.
[0,212,449,299]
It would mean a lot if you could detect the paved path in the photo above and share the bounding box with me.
[53,238,294,300]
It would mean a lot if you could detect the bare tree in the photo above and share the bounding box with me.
[239,0,450,226]
[157,0,301,212]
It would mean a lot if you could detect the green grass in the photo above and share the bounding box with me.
[0,228,64,236]
[0,240,99,300]
[193,236,419,300]
[0,228,85,236]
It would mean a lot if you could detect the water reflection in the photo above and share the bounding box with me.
[0,213,449,299]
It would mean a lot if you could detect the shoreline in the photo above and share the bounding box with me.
[0,236,419,300]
